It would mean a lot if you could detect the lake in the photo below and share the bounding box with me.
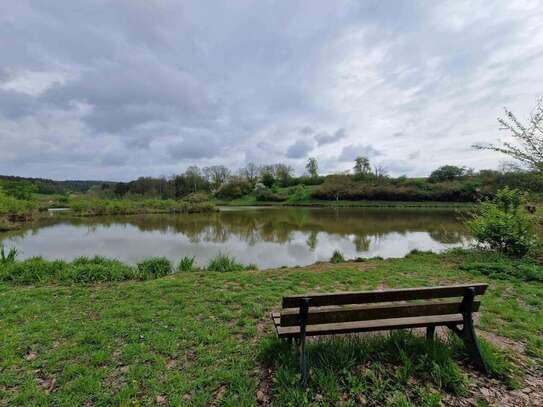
[0,206,472,268]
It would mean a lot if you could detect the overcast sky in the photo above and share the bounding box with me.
[1,1,543,181]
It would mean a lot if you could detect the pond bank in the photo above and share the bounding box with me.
[216,198,478,209]
[1,250,541,405]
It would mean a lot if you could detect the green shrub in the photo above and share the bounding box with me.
[0,257,68,284]
[466,187,538,257]
[330,249,345,263]
[178,256,197,272]
[182,192,209,203]
[61,257,136,283]
[255,187,287,202]
[288,185,308,202]
[214,178,252,199]
[136,257,173,279]
[206,253,256,272]
[0,245,18,264]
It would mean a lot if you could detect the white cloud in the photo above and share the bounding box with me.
[0,69,72,97]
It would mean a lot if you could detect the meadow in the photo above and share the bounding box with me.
[1,250,541,406]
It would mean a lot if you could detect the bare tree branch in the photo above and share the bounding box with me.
[473,98,543,171]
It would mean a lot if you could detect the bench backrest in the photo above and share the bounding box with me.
[280,283,487,327]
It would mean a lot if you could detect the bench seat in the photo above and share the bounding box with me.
[272,312,464,338]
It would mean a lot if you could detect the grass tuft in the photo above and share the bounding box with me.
[136,257,173,279]
[206,253,257,272]
[177,256,197,272]
[0,245,18,264]
[330,249,345,263]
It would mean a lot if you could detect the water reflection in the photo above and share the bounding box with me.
[0,207,472,268]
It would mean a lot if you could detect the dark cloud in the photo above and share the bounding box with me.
[315,128,347,145]
[168,134,221,160]
[286,139,314,159]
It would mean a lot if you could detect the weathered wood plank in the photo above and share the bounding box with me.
[277,314,464,338]
[280,300,480,327]
[282,284,488,308]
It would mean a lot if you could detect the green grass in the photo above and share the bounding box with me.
[216,195,476,209]
[67,197,216,216]
[260,331,468,406]
[0,254,257,285]
[0,251,540,405]
[206,253,257,272]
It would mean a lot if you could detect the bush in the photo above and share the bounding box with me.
[429,165,466,183]
[178,256,197,272]
[182,192,210,203]
[214,178,252,199]
[255,187,287,202]
[287,185,309,202]
[330,249,345,263]
[466,187,538,257]
[206,253,257,272]
[261,172,275,188]
[136,257,173,279]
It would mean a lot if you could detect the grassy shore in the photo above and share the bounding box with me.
[214,187,477,209]
[0,250,541,406]
[0,197,217,232]
[0,194,38,232]
[66,198,216,217]
[216,196,476,209]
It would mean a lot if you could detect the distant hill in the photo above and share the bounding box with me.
[0,175,116,195]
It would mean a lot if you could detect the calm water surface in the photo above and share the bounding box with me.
[0,207,472,268]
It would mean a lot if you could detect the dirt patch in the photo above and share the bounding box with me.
[256,364,273,406]
[479,329,526,355]
[444,366,543,407]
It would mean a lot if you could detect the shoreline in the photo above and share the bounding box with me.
[215,199,477,209]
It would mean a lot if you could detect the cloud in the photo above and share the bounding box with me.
[338,144,382,162]
[286,139,314,159]
[1,1,543,179]
[315,128,347,145]
[168,133,222,160]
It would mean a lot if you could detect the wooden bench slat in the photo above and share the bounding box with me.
[277,314,464,338]
[282,284,488,308]
[279,301,479,327]
[279,299,480,327]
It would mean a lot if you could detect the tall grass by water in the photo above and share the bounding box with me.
[0,251,258,285]
[67,197,215,216]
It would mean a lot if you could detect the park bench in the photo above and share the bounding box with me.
[271,283,489,386]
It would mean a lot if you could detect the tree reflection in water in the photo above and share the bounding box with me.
[0,207,472,267]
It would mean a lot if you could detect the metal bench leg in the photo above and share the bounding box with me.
[448,287,489,374]
[462,311,488,374]
[298,297,310,388]
[426,326,436,341]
